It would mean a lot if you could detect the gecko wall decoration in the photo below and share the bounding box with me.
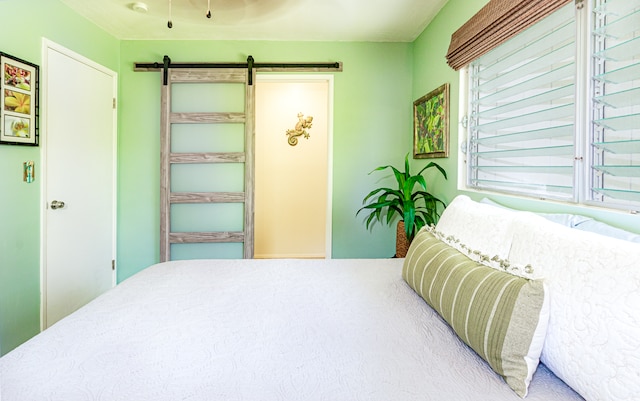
[286,112,313,146]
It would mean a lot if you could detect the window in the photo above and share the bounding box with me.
[464,0,640,211]
[590,0,640,208]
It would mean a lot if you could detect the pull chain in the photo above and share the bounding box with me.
[168,0,212,28]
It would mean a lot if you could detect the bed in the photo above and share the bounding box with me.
[0,258,582,400]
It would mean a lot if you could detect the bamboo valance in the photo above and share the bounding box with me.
[445,0,573,71]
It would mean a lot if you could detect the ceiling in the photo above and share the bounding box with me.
[59,0,449,42]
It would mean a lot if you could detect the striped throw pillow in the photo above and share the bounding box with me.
[402,228,548,398]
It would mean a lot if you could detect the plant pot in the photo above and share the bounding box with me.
[396,220,411,258]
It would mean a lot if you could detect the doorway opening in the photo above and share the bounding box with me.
[255,75,333,259]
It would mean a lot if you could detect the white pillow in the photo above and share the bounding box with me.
[479,197,640,243]
[479,197,592,227]
[573,219,640,243]
[436,196,516,260]
[507,212,640,401]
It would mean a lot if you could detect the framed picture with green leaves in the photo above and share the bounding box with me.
[413,83,449,159]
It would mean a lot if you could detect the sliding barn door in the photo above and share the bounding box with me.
[160,67,255,261]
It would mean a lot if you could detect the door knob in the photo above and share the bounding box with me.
[50,200,65,210]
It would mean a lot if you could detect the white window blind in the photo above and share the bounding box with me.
[590,0,640,207]
[468,3,577,200]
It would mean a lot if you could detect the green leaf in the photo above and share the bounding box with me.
[356,152,448,240]
[417,161,447,180]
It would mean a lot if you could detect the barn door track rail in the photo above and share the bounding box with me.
[135,55,343,85]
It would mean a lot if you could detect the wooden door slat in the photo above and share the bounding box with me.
[171,192,245,203]
[170,112,245,124]
[169,232,245,243]
[170,152,245,164]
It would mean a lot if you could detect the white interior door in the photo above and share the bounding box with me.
[42,41,117,328]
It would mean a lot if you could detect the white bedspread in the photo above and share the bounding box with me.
[0,259,583,400]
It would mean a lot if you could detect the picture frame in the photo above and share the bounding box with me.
[413,83,449,159]
[1,52,39,146]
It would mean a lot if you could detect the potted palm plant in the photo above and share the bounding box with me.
[357,153,447,257]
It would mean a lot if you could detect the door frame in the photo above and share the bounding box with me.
[255,74,334,258]
[39,39,118,329]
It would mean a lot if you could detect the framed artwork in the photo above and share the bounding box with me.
[413,83,449,158]
[1,52,39,146]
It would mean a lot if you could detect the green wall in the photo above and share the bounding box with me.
[1,0,413,353]
[413,0,640,233]
[5,0,638,357]
[0,0,119,355]
[117,41,414,281]
[410,0,485,206]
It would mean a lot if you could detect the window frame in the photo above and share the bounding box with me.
[458,0,640,213]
